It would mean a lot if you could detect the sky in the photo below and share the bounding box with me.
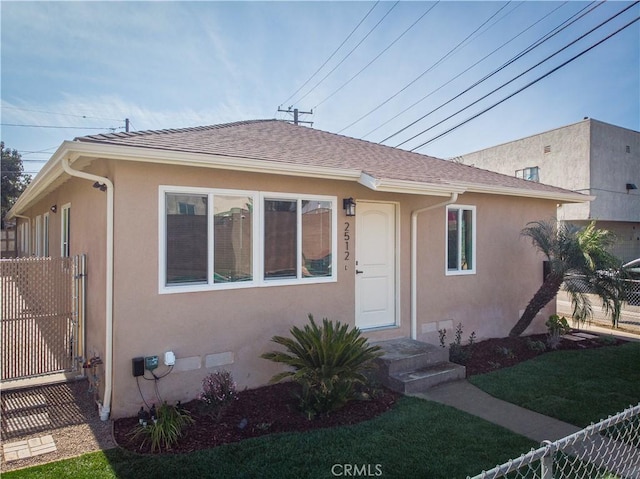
[1,1,639,178]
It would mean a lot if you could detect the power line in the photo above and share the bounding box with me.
[1,123,122,130]
[336,1,512,134]
[1,106,122,122]
[313,2,440,110]
[394,1,638,148]
[382,0,606,145]
[408,15,640,152]
[279,2,380,107]
[290,1,400,106]
[362,1,581,140]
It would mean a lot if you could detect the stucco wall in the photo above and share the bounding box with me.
[414,193,555,345]
[458,119,640,226]
[13,169,111,396]
[105,160,558,418]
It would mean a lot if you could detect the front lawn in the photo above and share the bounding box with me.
[469,342,640,427]
[3,397,535,479]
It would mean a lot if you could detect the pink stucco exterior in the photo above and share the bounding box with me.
[14,157,557,418]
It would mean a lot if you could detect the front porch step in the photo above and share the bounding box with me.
[385,362,466,394]
[373,338,449,376]
[372,338,466,394]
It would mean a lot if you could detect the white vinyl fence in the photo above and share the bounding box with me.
[468,403,640,479]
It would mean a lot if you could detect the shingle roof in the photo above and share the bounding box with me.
[76,119,582,197]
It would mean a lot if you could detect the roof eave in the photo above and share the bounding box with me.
[458,182,593,203]
[358,172,466,196]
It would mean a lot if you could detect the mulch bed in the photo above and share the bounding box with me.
[113,382,399,455]
[113,331,626,455]
[462,331,626,376]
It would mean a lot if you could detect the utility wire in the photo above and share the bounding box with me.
[336,1,512,134]
[279,1,380,107]
[364,1,581,140]
[409,15,640,152]
[1,106,122,122]
[382,0,604,144]
[395,1,637,148]
[1,123,121,130]
[290,1,400,106]
[313,1,440,109]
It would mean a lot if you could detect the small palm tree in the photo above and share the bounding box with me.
[262,314,383,416]
[509,220,626,337]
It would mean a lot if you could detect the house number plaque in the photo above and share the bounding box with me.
[344,222,351,268]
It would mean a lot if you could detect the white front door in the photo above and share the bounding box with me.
[355,202,397,329]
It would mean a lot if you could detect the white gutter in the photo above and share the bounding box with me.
[61,157,114,421]
[410,193,459,340]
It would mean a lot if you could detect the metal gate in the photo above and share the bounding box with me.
[0,255,86,383]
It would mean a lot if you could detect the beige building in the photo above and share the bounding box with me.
[7,120,589,419]
[457,118,640,262]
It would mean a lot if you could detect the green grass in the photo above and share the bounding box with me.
[3,397,535,479]
[469,342,640,427]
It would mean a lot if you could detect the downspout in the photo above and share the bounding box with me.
[410,193,458,340]
[61,157,114,421]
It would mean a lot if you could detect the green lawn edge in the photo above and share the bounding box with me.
[2,396,536,479]
[469,342,640,427]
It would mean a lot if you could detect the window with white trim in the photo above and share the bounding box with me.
[61,204,71,257]
[35,215,42,256]
[446,205,476,275]
[160,186,336,293]
[43,213,50,257]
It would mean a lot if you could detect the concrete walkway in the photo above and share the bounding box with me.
[411,325,640,444]
[411,380,581,443]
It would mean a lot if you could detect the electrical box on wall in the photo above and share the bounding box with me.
[145,355,159,371]
[132,357,144,377]
[164,351,176,366]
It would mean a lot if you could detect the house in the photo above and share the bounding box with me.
[6,119,589,419]
[456,118,640,263]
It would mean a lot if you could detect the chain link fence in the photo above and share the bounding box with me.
[468,403,640,479]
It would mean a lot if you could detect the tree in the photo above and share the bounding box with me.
[1,142,31,228]
[509,220,626,337]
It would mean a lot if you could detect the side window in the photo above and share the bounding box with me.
[446,205,476,275]
[61,204,71,257]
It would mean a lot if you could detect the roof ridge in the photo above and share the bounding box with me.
[75,119,278,142]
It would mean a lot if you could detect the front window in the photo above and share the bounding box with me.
[446,205,475,275]
[160,187,335,293]
[165,193,208,285]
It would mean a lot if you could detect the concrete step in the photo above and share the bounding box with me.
[374,338,449,376]
[385,362,466,394]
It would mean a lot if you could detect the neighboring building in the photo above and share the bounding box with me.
[456,118,640,262]
[7,120,588,419]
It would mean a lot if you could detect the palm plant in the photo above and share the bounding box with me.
[509,220,627,337]
[261,314,383,416]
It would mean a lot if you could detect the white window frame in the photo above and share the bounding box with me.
[35,215,43,256]
[61,203,71,257]
[43,213,50,257]
[158,186,337,294]
[445,204,476,276]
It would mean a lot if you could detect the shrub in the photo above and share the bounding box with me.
[200,370,238,421]
[546,314,571,336]
[261,314,383,418]
[443,323,476,365]
[495,346,515,359]
[129,402,194,452]
[525,338,547,352]
[546,314,571,350]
